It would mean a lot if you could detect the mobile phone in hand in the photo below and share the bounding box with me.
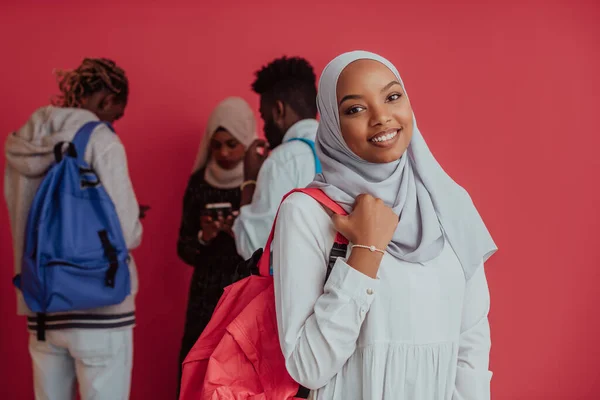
[201,202,233,220]
[139,204,151,219]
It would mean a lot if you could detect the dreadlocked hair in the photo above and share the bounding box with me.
[52,58,129,108]
[252,56,317,119]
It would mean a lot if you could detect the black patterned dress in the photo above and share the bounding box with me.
[176,169,246,386]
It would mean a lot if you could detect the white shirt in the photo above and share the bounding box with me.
[233,119,319,260]
[272,192,492,400]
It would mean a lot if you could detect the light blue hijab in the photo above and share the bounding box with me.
[309,51,496,279]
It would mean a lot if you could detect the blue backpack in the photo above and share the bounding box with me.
[287,137,322,174]
[14,121,131,339]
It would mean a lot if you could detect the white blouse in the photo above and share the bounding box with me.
[272,193,492,400]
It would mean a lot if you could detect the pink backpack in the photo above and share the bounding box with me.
[179,188,348,400]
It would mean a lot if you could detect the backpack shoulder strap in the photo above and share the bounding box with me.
[71,121,114,162]
[297,187,345,215]
[298,189,348,283]
[287,137,322,174]
[258,188,348,277]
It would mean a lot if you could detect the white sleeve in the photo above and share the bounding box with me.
[272,195,380,390]
[232,157,295,260]
[93,141,143,250]
[453,264,493,400]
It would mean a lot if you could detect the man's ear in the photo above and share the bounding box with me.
[98,93,116,111]
[273,100,286,122]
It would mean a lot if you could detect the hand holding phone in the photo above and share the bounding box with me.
[200,203,236,242]
[200,215,220,243]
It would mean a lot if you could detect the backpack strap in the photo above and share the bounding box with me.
[287,138,322,174]
[259,188,347,398]
[71,121,114,162]
[258,188,348,277]
[295,385,311,398]
[98,230,119,288]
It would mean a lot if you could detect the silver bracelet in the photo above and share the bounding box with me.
[351,244,385,255]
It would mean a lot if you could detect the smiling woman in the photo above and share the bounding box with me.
[337,60,414,163]
[272,51,497,399]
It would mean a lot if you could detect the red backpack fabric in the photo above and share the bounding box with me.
[179,188,348,400]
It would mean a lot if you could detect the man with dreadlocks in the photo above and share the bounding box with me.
[4,58,142,399]
[233,56,319,260]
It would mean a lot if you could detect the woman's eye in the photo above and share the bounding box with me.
[387,93,402,102]
[346,106,364,115]
[226,141,239,149]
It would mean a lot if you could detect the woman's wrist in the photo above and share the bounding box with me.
[240,180,256,191]
[198,230,211,245]
[351,244,385,255]
[346,247,384,279]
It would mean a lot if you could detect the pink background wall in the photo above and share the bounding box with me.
[1,1,599,398]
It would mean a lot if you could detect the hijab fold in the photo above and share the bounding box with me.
[309,51,496,279]
[192,97,257,189]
